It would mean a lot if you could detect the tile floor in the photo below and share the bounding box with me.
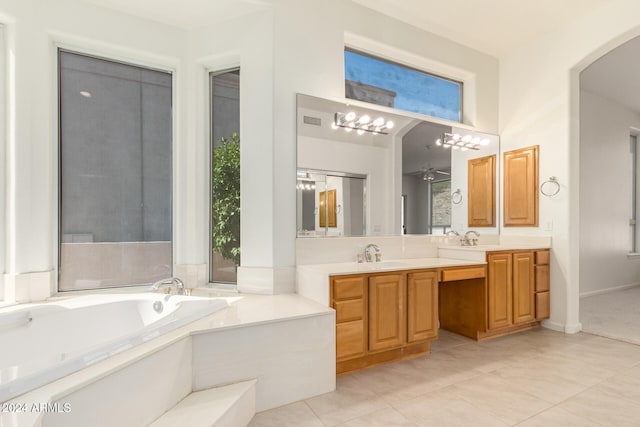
[249,328,640,426]
[581,286,640,345]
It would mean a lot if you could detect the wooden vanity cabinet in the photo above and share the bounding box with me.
[331,269,438,374]
[485,249,548,337]
[368,274,404,352]
[407,270,438,343]
[535,250,551,320]
[331,275,366,361]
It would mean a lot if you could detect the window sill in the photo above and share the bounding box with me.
[627,253,640,259]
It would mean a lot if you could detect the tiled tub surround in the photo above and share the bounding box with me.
[0,293,228,402]
[1,293,334,427]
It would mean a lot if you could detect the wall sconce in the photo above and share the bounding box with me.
[333,112,394,135]
[436,132,490,151]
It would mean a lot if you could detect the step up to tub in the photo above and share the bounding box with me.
[149,379,257,427]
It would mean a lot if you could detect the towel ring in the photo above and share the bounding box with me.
[451,189,463,205]
[540,176,560,197]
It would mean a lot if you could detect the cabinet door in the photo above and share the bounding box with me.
[488,253,512,330]
[407,271,438,343]
[513,252,535,324]
[468,154,496,227]
[504,145,539,226]
[368,274,404,352]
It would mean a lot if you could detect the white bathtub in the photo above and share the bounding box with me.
[0,293,228,402]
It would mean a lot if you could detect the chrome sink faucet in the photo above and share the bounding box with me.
[462,230,480,246]
[364,244,382,262]
[151,277,186,295]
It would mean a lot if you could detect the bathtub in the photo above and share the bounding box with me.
[0,293,228,402]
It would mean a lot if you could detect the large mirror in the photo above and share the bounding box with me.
[296,94,499,237]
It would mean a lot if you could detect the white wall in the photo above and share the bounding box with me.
[579,90,640,295]
[499,0,640,332]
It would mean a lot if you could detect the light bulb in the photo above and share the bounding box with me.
[331,122,338,130]
[345,112,356,121]
[480,138,490,146]
[373,117,385,126]
[461,147,468,151]
[462,134,472,142]
[359,115,370,124]
[344,127,352,133]
[357,129,365,135]
[452,133,461,141]
[435,139,442,146]
[386,121,394,129]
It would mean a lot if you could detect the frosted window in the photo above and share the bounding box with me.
[58,50,173,291]
[345,49,462,122]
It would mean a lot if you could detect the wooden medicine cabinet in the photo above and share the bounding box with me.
[504,145,539,227]
[468,154,496,227]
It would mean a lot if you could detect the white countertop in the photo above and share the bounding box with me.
[297,257,485,276]
[438,244,550,252]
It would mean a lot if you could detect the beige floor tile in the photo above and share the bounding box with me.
[430,329,475,353]
[334,407,418,427]
[559,384,640,427]
[305,375,390,426]
[248,401,324,427]
[447,373,553,425]
[516,406,604,427]
[546,335,640,372]
[393,387,508,427]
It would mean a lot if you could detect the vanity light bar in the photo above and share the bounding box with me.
[435,132,490,151]
[333,112,394,135]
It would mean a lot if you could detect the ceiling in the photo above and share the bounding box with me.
[581,36,640,113]
[352,0,612,58]
[81,0,610,57]
[82,0,273,30]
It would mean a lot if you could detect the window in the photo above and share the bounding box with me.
[58,50,173,291]
[431,179,452,235]
[210,69,240,284]
[632,134,639,253]
[344,49,462,122]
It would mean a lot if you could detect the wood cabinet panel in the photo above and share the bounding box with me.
[468,154,496,227]
[504,145,539,227]
[535,291,550,320]
[441,266,486,282]
[368,274,404,352]
[333,276,365,300]
[513,252,535,324]
[334,299,363,323]
[535,250,550,265]
[336,320,365,360]
[487,253,512,330]
[535,265,550,292]
[407,271,438,343]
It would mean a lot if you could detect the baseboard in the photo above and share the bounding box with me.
[579,282,640,298]
[540,319,582,334]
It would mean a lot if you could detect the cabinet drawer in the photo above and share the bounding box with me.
[535,250,550,265]
[333,276,365,300]
[336,320,365,360]
[535,265,550,292]
[441,266,486,282]
[335,299,364,323]
[535,291,550,320]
